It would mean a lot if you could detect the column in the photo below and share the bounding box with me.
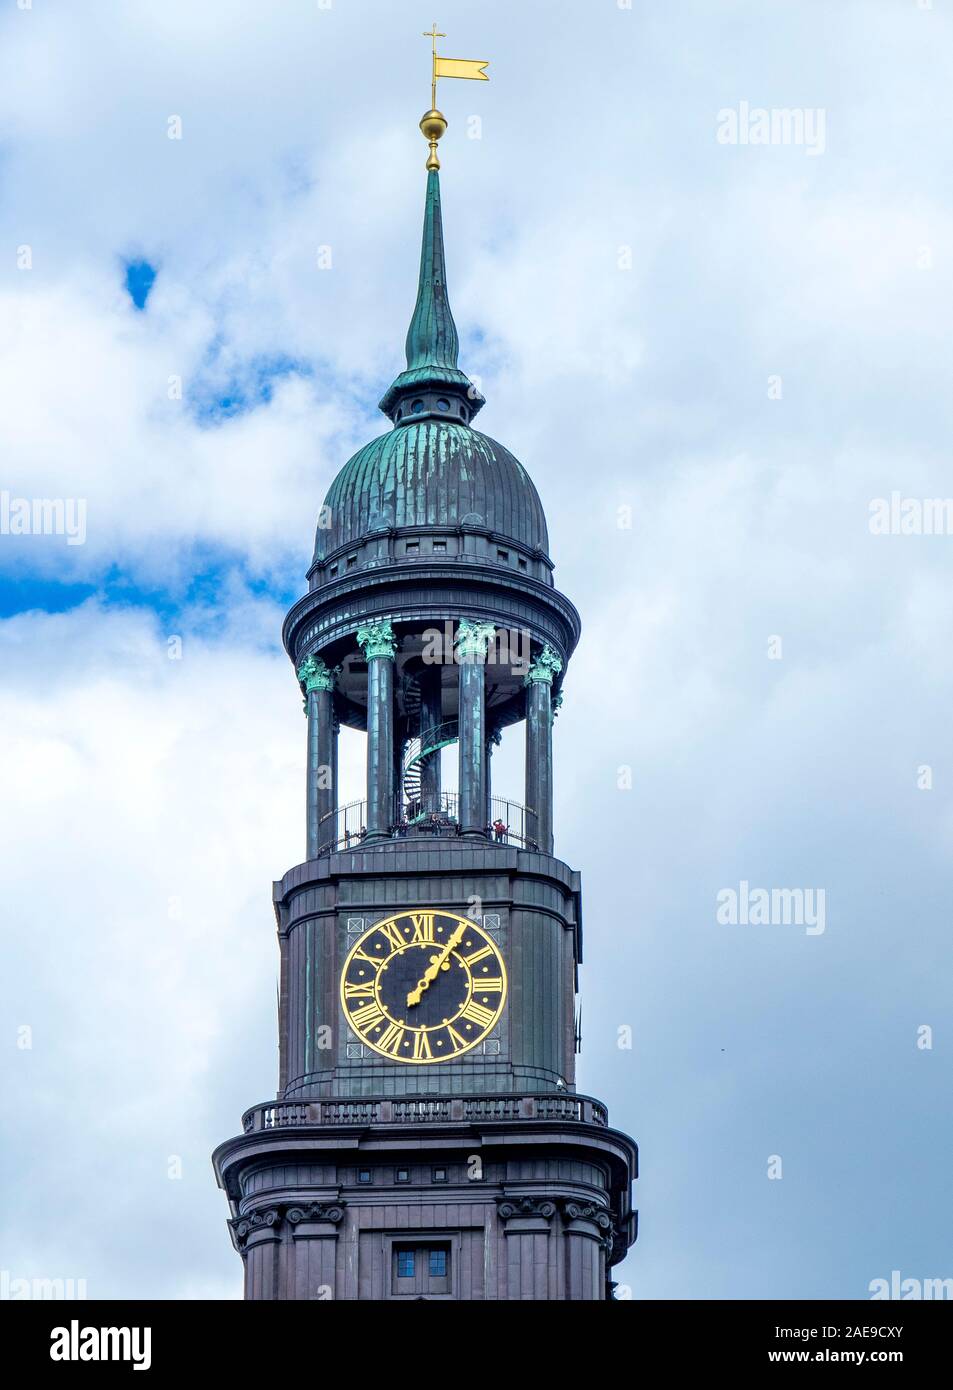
[393,722,406,829]
[524,643,563,854]
[357,620,398,841]
[419,665,443,815]
[297,655,337,858]
[486,726,501,829]
[456,620,496,837]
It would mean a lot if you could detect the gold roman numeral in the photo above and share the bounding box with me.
[343,981,375,999]
[461,999,496,1028]
[377,921,407,951]
[351,946,383,970]
[410,912,435,943]
[377,1022,405,1055]
[412,1031,433,1061]
[463,944,493,966]
[473,977,503,993]
[446,1024,468,1052]
[350,1000,385,1031]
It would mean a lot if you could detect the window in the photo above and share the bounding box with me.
[396,1168,410,1183]
[405,541,419,555]
[437,397,450,411]
[346,554,358,569]
[497,549,509,563]
[432,539,447,553]
[411,399,424,413]
[518,557,528,571]
[329,565,338,578]
[432,1166,447,1183]
[392,1242,451,1296]
[358,1168,372,1184]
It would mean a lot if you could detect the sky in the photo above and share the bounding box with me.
[1,0,951,1301]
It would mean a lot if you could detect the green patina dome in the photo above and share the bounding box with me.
[313,418,549,563]
[313,168,548,567]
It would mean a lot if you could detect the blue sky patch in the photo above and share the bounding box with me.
[124,259,157,309]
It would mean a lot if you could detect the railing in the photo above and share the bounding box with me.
[242,1092,609,1134]
[315,793,540,855]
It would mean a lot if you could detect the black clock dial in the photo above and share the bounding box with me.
[340,910,507,1064]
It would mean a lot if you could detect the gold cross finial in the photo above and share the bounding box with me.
[422,23,447,109]
[418,24,489,171]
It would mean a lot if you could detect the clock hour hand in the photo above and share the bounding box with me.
[406,923,467,1007]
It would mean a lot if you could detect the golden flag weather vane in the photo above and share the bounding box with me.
[419,22,489,170]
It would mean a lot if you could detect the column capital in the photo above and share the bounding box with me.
[525,642,563,686]
[229,1206,284,1254]
[455,619,496,660]
[356,619,398,662]
[286,1201,346,1227]
[297,654,336,694]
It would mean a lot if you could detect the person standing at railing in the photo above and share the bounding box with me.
[493,818,507,843]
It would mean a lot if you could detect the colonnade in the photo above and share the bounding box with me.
[297,621,562,855]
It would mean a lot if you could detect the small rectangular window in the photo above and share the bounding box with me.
[358,1168,372,1184]
[432,539,447,552]
[329,565,338,578]
[391,1243,451,1295]
[497,549,509,562]
[432,1166,448,1183]
[405,541,419,555]
[346,554,358,568]
[396,1168,410,1183]
[518,557,528,570]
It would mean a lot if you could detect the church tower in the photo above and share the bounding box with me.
[213,87,638,1301]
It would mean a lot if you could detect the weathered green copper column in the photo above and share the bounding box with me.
[297,655,337,858]
[357,620,398,841]
[486,726,501,827]
[456,620,496,837]
[419,665,443,814]
[331,712,340,822]
[394,723,406,827]
[524,643,563,854]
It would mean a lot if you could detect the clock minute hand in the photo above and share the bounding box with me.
[406,923,467,1007]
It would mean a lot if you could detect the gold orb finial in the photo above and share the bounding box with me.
[419,108,447,170]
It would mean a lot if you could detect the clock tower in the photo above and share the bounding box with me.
[213,101,638,1301]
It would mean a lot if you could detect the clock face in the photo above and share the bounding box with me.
[340,910,506,1064]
